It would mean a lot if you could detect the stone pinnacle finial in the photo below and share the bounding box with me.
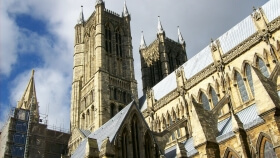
[31,69,35,77]
[96,0,104,5]
[77,5,84,24]
[177,26,185,44]
[140,31,147,49]
[157,16,164,34]
[123,0,129,17]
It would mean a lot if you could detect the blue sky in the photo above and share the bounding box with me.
[0,0,268,130]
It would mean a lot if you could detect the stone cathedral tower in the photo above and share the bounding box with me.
[139,18,187,94]
[70,0,138,133]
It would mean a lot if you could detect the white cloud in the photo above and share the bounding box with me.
[10,68,71,129]
[0,1,19,76]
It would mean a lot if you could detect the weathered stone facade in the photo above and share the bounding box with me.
[140,2,280,157]
[140,24,187,94]
[69,0,280,157]
[69,1,138,155]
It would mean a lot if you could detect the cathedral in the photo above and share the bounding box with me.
[1,0,280,157]
[68,0,280,157]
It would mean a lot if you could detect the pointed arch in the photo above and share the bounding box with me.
[161,114,167,129]
[244,63,255,96]
[209,86,219,107]
[144,131,153,158]
[175,105,180,119]
[131,114,140,158]
[171,107,177,121]
[115,27,123,57]
[222,147,240,158]
[121,127,129,158]
[235,70,249,102]
[199,90,210,111]
[104,22,113,54]
[254,55,270,78]
[256,132,277,158]
[180,102,185,118]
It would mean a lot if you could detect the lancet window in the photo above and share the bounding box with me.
[235,71,249,102]
[105,24,112,53]
[131,116,140,158]
[115,28,122,57]
[200,92,210,110]
[256,57,269,78]
[121,128,129,158]
[245,64,254,96]
[210,87,218,106]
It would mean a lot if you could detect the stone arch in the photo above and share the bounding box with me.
[234,69,250,103]
[89,24,96,36]
[222,147,240,158]
[209,86,219,107]
[175,104,180,119]
[241,60,253,76]
[263,48,275,64]
[253,54,270,78]
[171,107,177,121]
[230,67,243,82]
[104,21,114,31]
[256,132,277,158]
[198,89,211,111]
[130,114,141,158]
[144,130,153,158]
[179,102,185,118]
[115,26,124,36]
[253,53,266,66]
[243,62,255,96]
[120,126,129,158]
[214,79,220,95]
[161,114,167,129]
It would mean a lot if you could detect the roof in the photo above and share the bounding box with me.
[80,129,91,137]
[165,137,198,158]
[139,0,280,107]
[89,101,134,149]
[165,104,264,157]
[262,0,280,22]
[71,101,134,158]
[71,138,88,158]
[139,95,147,112]
[217,104,264,142]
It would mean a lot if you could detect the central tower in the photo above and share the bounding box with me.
[70,1,137,133]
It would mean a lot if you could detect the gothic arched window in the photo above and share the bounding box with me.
[145,133,152,158]
[264,141,277,158]
[245,64,254,96]
[115,28,122,57]
[105,24,112,53]
[131,116,140,158]
[235,71,249,102]
[200,92,210,111]
[259,137,277,158]
[210,87,219,106]
[256,57,269,78]
[121,128,129,158]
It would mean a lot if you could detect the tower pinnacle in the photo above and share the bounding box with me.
[96,0,104,5]
[122,1,129,17]
[157,16,164,34]
[77,6,84,24]
[17,69,39,120]
[140,31,147,49]
[177,26,185,44]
